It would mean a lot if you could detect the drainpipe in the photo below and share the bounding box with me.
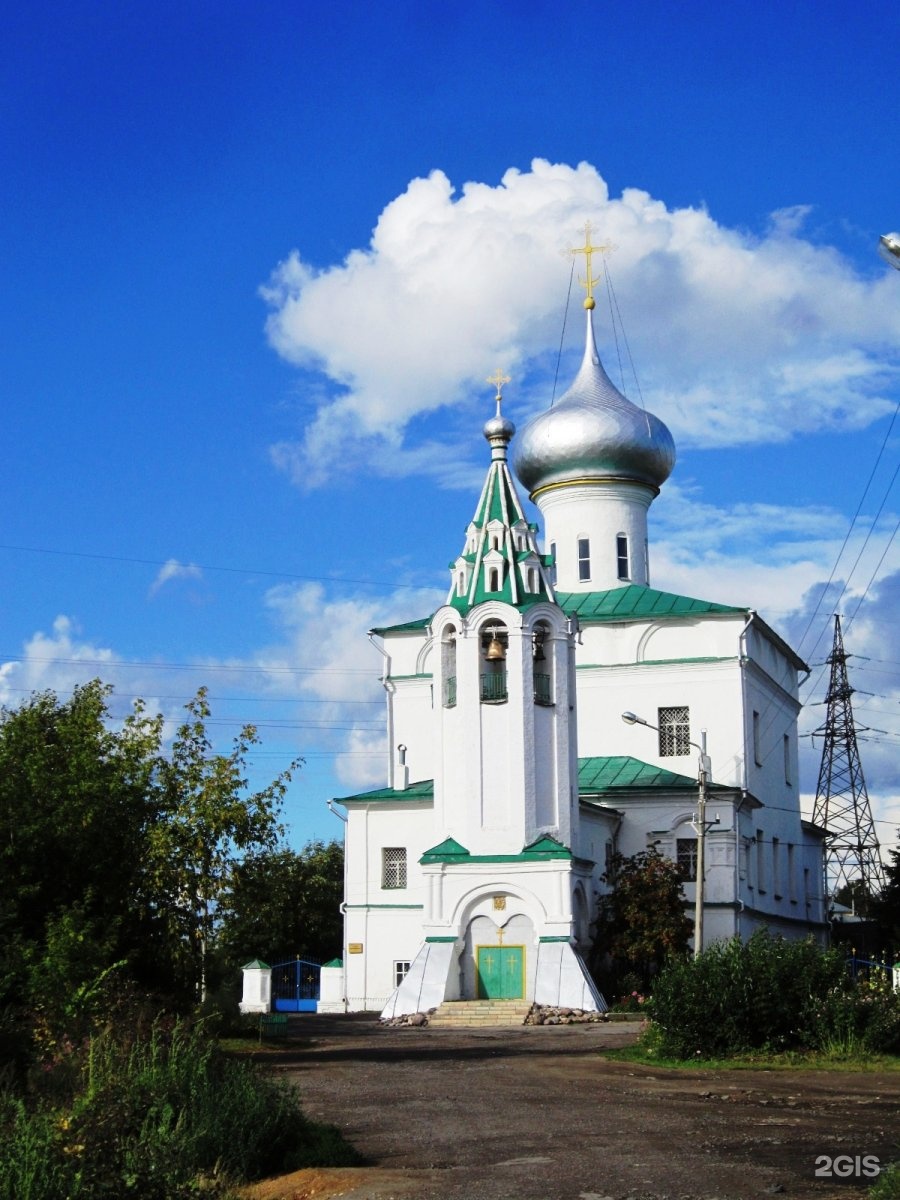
[738,611,756,794]
[327,800,349,1004]
[368,631,394,786]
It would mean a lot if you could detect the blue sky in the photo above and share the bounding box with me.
[3,0,900,857]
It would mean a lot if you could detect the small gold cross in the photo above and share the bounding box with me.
[487,368,511,402]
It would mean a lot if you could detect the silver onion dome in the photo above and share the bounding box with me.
[513,312,676,495]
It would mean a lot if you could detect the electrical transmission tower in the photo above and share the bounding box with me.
[812,614,885,905]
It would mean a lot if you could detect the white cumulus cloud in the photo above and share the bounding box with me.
[149,559,204,597]
[262,158,900,489]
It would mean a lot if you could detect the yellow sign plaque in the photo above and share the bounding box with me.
[348,943,363,954]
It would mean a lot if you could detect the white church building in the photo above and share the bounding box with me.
[330,267,827,1017]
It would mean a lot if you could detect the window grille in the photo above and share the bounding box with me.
[382,847,407,890]
[533,672,551,705]
[481,671,507,702]
[394,960,411,988]
[658,706,690,756]
[616,533,629,580]
[676,837,698,881]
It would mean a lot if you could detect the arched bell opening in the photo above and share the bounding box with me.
[531,619,553,706]
[480,621,508,704]
[440,624,458,708]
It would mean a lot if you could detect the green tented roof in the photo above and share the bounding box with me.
[557,585,745,622]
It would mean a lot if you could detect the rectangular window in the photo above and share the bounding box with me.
[753,711,762,766]
[783,733,791,785]
[394,960,411,988]
[676,837,698,881]
[549,542,557,586]
[616,534,629,581]
[658,706,690,757]
[772,836,781,898]
[756,830,765,893]
[382,847,407,890]
[577,538,591,581]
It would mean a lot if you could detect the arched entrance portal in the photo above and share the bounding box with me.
[461,910,536,1000]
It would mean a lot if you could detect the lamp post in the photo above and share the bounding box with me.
[621,711,714,956]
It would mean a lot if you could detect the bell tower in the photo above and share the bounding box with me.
[430,374,580,856]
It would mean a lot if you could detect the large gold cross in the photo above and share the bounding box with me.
[568,221,615,310]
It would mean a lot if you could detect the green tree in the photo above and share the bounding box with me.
[148,688,300,1002]
[0,681,162,1023]
[591,847,692,993]
[216,840,344,970]
[871,836,900,957]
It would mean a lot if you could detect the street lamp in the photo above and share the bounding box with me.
[621,711,715,956]
[878,232,900,271]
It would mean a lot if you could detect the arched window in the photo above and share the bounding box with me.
[488,566,500,592]
[457,570,466,597]
[442,628,457,708]
[549,542,557,586]
[577,537,591,581]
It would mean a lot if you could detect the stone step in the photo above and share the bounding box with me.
[429,1000,532,1027]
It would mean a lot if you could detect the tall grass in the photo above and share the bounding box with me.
[0,1018,359,1200]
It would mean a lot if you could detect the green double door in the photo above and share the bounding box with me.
[476,945,524,999]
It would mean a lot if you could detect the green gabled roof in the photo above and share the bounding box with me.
[420,833,573,865]
[334,779,435,804]
[420,836,469,862]
[558,584,745,623]
[370,585,744,638]
[369,615,432,637]
[579,755,700,792]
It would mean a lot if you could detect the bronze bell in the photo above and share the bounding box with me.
[485,634,506,661]
[532,634,545,662]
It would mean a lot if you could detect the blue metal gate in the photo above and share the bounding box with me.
[271,958,321,1012]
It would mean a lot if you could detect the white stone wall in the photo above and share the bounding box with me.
[537,480,655,592]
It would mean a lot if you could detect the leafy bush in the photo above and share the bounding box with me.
[650,932,900,1059]
[871,1161,900,1200]
[0,1018,360,1200]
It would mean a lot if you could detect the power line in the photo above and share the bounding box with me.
[0,653,376,675]
[0,541,438,594]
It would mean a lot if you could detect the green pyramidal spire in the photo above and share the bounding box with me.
[446,379,556,614]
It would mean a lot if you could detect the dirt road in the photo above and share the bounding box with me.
[241,1014,899,1200]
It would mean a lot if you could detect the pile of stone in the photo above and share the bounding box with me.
[380,1008,435,1027]
[525,1004,608,1025]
